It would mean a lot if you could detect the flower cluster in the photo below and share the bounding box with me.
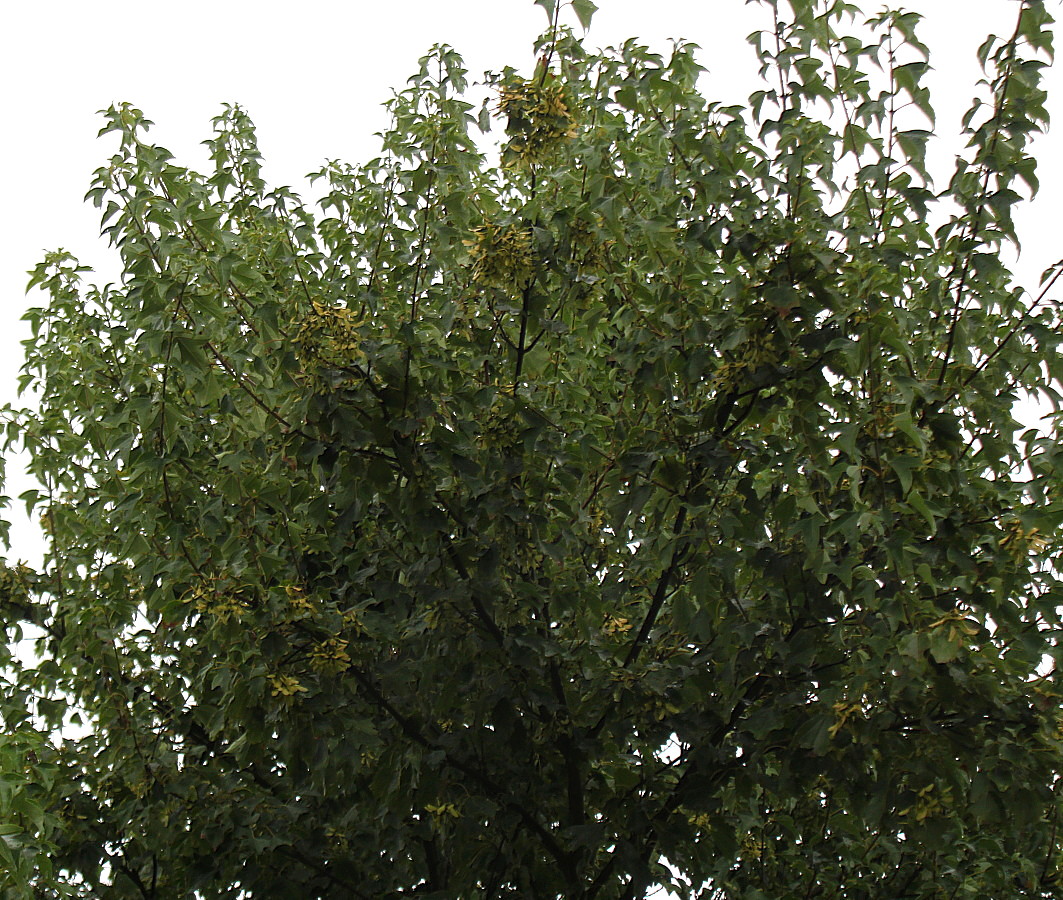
[498,73,577,166]
[309,637,351,675]
[465,222,535,291]
[296,300,365,374]
[999,518,1050,561]
[268,674,307,698]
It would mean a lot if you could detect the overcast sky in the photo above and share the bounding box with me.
[1,0,1060,563]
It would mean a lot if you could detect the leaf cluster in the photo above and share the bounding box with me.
[3,2,1063,898]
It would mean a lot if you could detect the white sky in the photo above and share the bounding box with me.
[1,0,1060,566]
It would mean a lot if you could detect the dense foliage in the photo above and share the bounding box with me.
[3,0,1063,896]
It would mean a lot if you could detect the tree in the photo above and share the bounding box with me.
[2,0,1063,895]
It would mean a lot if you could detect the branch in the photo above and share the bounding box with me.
[623,504,688,669]
[937,5,1026,386]
[349,664,576,880]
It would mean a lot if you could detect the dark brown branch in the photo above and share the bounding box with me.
[623,504,688,669]
[349,664,576,880]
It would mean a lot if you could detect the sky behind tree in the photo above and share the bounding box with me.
[1,0,1060,566]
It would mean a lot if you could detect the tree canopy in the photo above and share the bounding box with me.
[3,0,1063,896]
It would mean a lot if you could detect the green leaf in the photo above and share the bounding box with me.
[572,0,597,30]
[533,0,556,22]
